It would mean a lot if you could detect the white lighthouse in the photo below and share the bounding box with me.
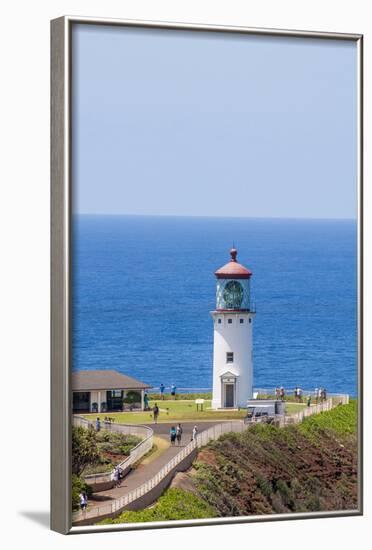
[211,248,255,409]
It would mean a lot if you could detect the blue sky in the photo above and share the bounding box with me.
[72,24,357,219]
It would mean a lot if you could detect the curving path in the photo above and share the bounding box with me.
[88,421,226,508]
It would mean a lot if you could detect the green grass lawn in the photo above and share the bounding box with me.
[83,399,309,425]
[285,402,308,414]
[84,399,248,424]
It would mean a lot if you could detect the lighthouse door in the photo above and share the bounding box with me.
[224,384,235,408]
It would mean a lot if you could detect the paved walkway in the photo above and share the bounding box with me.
[149,421,222,437]
[88,421,223,508]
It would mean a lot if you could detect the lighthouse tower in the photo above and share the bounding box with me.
[211,248,255,409]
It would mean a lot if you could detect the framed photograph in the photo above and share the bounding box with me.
[51,16,363,534]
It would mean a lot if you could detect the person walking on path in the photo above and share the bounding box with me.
[153,403,159,424]
[79,492,87,513]
[170,426,177,445]
[171,384,177,399]
[280,387,285,401]
[113,466,120,487]
[176,423,183,445]
[95,417,101,432]
[160,383,165,400]
[191,425,198,441]
[307,395,312,407]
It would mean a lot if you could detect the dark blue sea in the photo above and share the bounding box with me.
[72,215,358,396]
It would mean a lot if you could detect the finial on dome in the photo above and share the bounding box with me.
[230,247,238,262]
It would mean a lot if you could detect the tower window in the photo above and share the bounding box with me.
[226,352,234,363]
[249,318,252,324]
[218,318,222,324]
[240,318,244,324]
[228,318,232,324]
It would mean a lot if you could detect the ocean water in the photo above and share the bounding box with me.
[72,215,358,396]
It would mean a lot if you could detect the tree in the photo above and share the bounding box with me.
[72,426,100,476]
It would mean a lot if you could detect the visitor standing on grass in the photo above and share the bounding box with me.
[294,386,302,403]
[171,384,177,398]
[280,387,285,401]
[298,387,303,402]
[294,386,299,402]
[144,392,149,410]
[153,403,159,424]
[176,423,183,445]
[170,426,177,445]
[95,417,101,432]
[160,383,165,400]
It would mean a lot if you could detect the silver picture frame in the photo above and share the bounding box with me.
[51,15,363,535]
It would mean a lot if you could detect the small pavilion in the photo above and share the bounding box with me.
[72,370,151,413]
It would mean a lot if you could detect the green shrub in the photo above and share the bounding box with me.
[84,461,113,475]
[84,431,142,475]
[256,475,272,498]
[118,443,138,455]
[75,429,142,476]
[96,431,141,455]
[99,488,217,524]
[298,400,357,438]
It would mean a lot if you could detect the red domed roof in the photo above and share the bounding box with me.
[214,248,252,279]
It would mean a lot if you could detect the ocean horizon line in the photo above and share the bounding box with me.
[73,212,356,222]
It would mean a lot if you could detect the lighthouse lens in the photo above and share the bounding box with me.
[223,280,244,309]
